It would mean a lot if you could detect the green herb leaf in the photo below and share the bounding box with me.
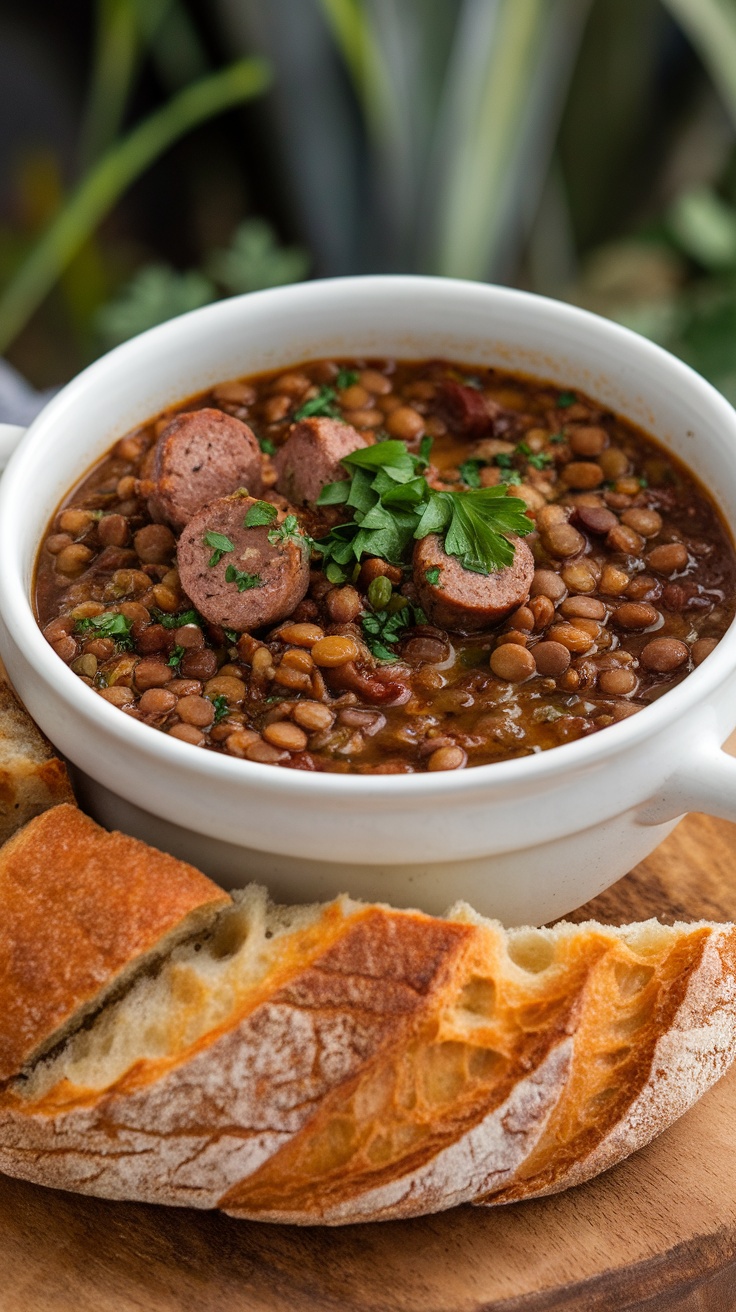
[342,439,415,483]
[361,602,425,662]
[499,469,523,486]
[494,452,514,469]
[549,431,566,444]
[417,434,434,468]
[168,644,185,669]
[336,368,359,389]
[259,435,276,456]
[416,487,533,574]
[243,500,278,528]
[425,566,441,586]
[556,391,577,408]
[203,530,235,567]
[317,479,351,505]
[458,457,485,488]
[210,693,230,724]
[267,514,314,555]
[153,608,199,630]
[224,564,263,592]
[293,385,341,421]
[527,452,552,469]
[223,628,238,644]
[74,610,134,648]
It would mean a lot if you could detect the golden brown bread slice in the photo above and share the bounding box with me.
[0,844,734,1225]
[0,680,74,846]
[0,804,230,1081]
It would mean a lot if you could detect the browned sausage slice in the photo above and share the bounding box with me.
[413,534,534,632]
[274,417,367,505]
[177,495,310,632]
[148,409,263,530]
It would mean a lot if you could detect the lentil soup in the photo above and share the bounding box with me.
[35,358,736,774]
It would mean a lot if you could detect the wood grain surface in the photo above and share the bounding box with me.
[2,809,736,1312]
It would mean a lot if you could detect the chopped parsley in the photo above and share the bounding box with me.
[223,628,239,644]
[361,601,428,662]
[293,385,341,421]
[458,457,485,488]
[499,469,522,486]
[74,611,133,648]
[259,435,276,456]
[268,513,314,555]
[168,644,185,669]
[516,442,552,470]
[210,694,230,724]
[203,530,234,567]
[425,566,441,586]
[224,564,263,592]
[549,431,566,444]
[314,439,533,582]
[153,608,199,629]
[243,500,278,528]
[556,391,577,408]
[336,368,359,389]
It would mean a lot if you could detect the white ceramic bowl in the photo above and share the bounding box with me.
[1,276,736,926]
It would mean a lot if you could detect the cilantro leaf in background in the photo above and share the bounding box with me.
[259,435,276,456]
[425,566,441,585]
[206,219,310,294]
[317,480,351,505]
[556,391,577,407]
[361,602,423,662]
[224,565,263,592]
[336,368,359,389]
[168,644,185,669]
[74,611,134,648]
[203,530,235,567]
[499,469,522,486]
[243,500,278,527]
[293,385,341,421]
[95,265,215,348]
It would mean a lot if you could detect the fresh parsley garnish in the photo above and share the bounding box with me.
[259,435,276,456]
[74,611,133,648]
[223,628,238,644]
[499,469,522,486]
[458,458,485,488]
[494,452,514,469]
[639,476,648,488]
[153,608,199,630]
[210,694,230,724]
[224,564,263,592]
[549,431,566,444]
[168,644,185,669]
[203,530,235,567]
[557,391,577,408]
[361,601,427,662]
[515,442,552,470]
[243,500,278,528]
[425,566,441,586]
[314,439,533,582]
[293,385,341,421]
[336,368,359,390]
[267,513,314,555]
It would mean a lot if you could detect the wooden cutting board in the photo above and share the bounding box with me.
[3,810,736,1312]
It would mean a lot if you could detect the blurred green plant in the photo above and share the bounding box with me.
[95,219,309,346]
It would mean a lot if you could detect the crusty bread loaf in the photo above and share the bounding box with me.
[0,812,734,1225]
[0,679,74,846]
[0,804,229,1081]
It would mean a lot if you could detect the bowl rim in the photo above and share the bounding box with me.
[2,273,736,800]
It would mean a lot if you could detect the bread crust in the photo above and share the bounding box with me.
[0,805,229,1081]
[1,878,734,1223]
[0,680,74,846]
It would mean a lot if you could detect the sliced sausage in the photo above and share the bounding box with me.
[148,409,263,530]
[177,495,310,632]
[274,417,367,505]
[413,534,535,632]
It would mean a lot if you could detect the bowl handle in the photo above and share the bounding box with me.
[0,424,26,475]
[639,732,736,827]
